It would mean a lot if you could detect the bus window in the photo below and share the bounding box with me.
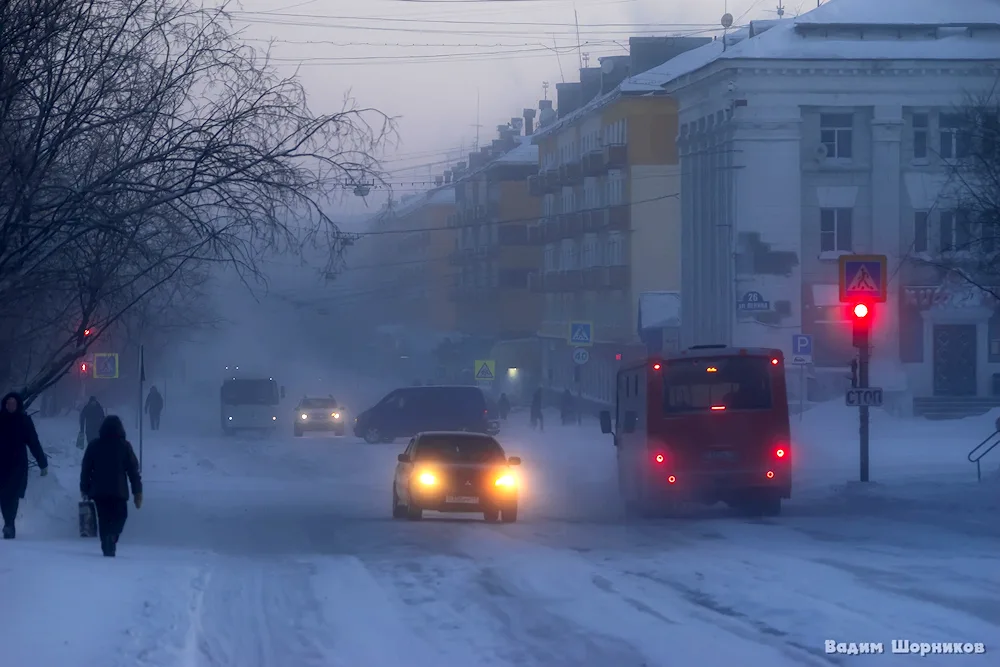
[663,357,772,413]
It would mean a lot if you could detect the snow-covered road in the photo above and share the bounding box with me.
[2,399,998,666]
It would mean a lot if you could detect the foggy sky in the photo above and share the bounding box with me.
[231,0,773,214]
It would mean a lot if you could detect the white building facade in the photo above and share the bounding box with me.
[664,5,1000,413]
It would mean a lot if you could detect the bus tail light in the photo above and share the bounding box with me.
[774,446,787,459]
[766,470,775,479]
[667,475,677,484]
[653,452,666,464]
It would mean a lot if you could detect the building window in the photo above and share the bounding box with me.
[820,113,853,159]
[819,208,852,252]
[939,113,971,160]
[913,211,929,253]
[989,311,1000,363]
[899,296,924,363]
[606,232,624,265]
[912,113,928,159]
[939,210,972,252]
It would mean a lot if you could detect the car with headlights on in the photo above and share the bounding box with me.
[293,396,346,437]
[392,431,521,522]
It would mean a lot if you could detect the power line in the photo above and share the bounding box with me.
[230,11,721,29]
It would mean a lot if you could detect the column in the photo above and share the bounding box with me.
[870,105,903,369]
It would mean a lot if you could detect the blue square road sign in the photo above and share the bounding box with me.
[839,254,887,303]
[93,353,119,379]
[791,334,813,364]
[569,321,592,347]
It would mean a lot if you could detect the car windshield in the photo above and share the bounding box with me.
[300,398,337,409]
[415,435,505,463]
[221,379,279,405]
[663,356,773,412]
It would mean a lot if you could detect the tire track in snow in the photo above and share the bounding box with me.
[176,557,333,667]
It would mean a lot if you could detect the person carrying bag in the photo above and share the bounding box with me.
[79,415,142,557]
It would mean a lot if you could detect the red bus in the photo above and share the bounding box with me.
[599,345,791,516]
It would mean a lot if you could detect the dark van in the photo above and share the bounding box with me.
[600,345,791,516]
[354,385,490,444]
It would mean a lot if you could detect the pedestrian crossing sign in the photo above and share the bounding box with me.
[474,360,495,382]
[93,353,119,379]
[568,321,593,347]
[838,254,887,302]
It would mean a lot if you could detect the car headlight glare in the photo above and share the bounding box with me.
[332,412,340,419]
[300,413,307,420]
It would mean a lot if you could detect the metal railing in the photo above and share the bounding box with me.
[968,428,1000,481]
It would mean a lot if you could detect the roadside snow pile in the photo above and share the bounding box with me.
[17,417,81,537]
[793,400,997,480]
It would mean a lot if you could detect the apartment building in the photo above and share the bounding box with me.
[449,117,542,385]
[662,0,1000,414]
[528,36,709,404]
[353,186,458,378]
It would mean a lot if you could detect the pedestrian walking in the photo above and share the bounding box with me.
[0,392,49,539]
[80,415,142,557]
[144,386,163,431]
[79,396,105,443]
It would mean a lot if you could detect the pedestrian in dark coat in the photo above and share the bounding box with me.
[0,391,48,539]
[144,386,163,431]
[530,388,544,431]
[79,396,105,443]
[80,415,142,557]
[497,393,511,421]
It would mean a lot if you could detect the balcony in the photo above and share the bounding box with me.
[605,204,631,231]
[558,161,583,187]
[541,217,561,243]
[529,271,548,293]
[605,143,628,169]
[558,212,583,239]
[498,223,529,246]
[582,149,606,176]
[596,265,630,290]
[581,209,604,233]
[562,269,584,290]
[582,266,602,289]
[541,168,561,194]
[448,248,473,265]
[527,175,542,197]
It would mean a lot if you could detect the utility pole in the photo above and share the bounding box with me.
[472,89,482,151]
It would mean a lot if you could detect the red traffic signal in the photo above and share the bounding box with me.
[853,303,869,319]
[80,363,88,373]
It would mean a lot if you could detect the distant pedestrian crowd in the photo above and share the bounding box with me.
[0,386,163,557]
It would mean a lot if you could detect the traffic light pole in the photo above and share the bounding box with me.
[858,342,870,482]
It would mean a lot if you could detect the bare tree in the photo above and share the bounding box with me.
[0,0,391,402]
[927,82,1000,294]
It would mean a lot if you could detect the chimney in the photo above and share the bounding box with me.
[578,67,602,105]
[538,99,555,128]
[444,169,452,183]
[434,175,444,186]
[523,108,536,135]
[627,36,712,76]
[491,139,504,153]
[598,55,631,95]
[510,117,524,135]
[555,82,582,119]
[469,151,485,168]
[453,161,467,177]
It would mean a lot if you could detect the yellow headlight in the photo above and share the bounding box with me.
[332,412,341,419]
[494,474,516,487]
[418,472,437,485]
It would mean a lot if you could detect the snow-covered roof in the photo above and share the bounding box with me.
[391,185,455,219]
[638,291,681,330]
[795,0,1000,27]
[491,136,538,165]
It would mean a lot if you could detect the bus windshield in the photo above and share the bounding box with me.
[663,356,773,413]
[221,379,279,406]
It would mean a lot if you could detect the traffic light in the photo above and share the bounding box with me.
[851,302,872,348]
[80,362,88,374]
